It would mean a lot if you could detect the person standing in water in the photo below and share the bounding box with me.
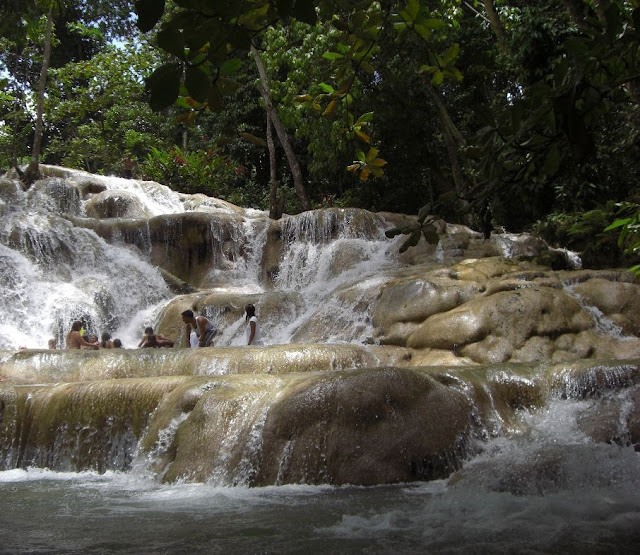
[245,304,264,346]
[181,309,217,347]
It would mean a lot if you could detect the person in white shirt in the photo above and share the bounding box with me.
[245,304,264,345]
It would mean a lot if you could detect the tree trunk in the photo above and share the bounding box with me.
[562,0,590,30]
[24,4,54,186]
[482,0,509,52]
[423,78,466,197]
[266,111,281,219]
[251,44,311,211]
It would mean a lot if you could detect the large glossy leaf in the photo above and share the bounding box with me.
[241,132,267,147]
[293,0,317,25]
[220,58,243,76]
[146,63,182,111]
[207,86,224,112]
[276,0,294,18]
[216,76,241,96]
[157,27,185,58]
[542,143,560,176]
[185,66,210,103]
[187,19,224,52]
[135,0,166,33]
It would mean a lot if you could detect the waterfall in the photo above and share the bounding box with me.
[1,167,640,552]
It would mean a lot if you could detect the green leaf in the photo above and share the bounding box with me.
[420,18,446,30]
[157,26,185,58]
[542,143,561,176]
[185,66,210,103]
[356,112,374,124]
[220,58,243,76]
[442,43,460,65]
[135,0,166,33]
[431,70,444,85]
[414,24,431,41]
[207,86,224,112]
[146,63,182,111]
[318,83,335,94]
[241,132,267,147]
[423,224,439,245]
[365,147,379,163]
[399,229,421,253]
[604,218,632,231]
[322,51,344,60]
[418,204,431,220]
[216,76,241,96]
[187,18,223,52]
[564,37,588,56]
[604,4,622,42]
[404,0,420,22]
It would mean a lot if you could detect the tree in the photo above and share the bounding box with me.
[1,0,137,183]
[23,1,61,185]
[45,39,177,174]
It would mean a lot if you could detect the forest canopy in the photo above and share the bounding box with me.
[1,0,639,269]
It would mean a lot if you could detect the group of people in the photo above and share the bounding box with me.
[181,304,263,347]
[56,304,263,351]
[62,322,124,350]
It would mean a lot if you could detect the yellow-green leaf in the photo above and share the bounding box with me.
[355,129,371,143]
[323,100,338,118]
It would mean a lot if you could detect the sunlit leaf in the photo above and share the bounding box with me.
[318,82,335,94]
[323,51,344,60]
[356,112,374,124]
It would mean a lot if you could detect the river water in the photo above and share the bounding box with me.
[2,399,639,554]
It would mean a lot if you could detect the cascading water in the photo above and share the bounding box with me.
[1,166,639,553]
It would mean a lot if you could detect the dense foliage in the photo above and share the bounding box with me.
[1,0,638,271]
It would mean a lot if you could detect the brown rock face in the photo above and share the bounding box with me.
[253,367,472,486]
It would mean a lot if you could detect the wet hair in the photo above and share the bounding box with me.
[143,335,159,348]
[182,309,194,318]
[113,339,122,348]
[101,332,112,348]
[144,327,153,334]
[71,321,83,332]
[245,304,256,321]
